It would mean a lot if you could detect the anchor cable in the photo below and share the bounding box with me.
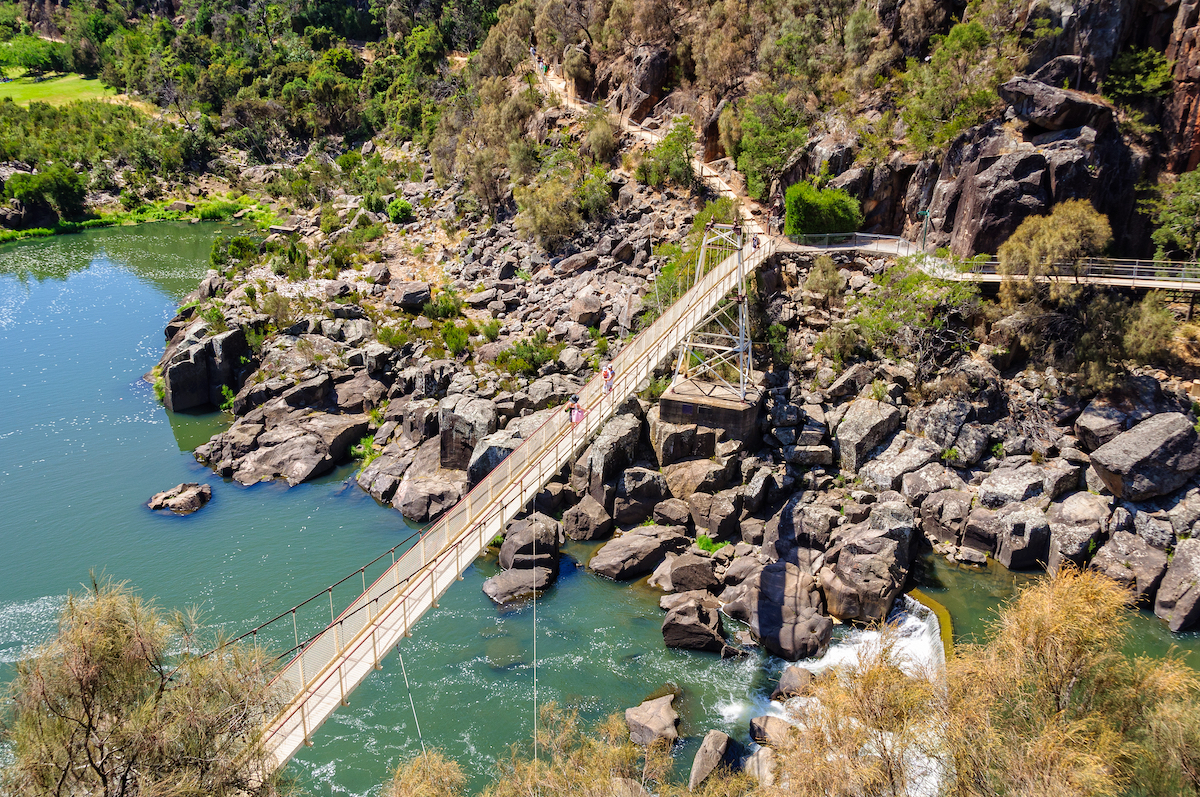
[398,646,427,757]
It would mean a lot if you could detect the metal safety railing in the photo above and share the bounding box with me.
[255,235,778,769]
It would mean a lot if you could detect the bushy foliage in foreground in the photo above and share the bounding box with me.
[384,571,1200,797]
[0,578,284,797]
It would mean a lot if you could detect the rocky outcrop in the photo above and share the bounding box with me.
[1090,413,1200,501]
[597,45,671,123]
[996,77,1113,131]
[613,467,670,525]
[724,561,834,660]
[1092,530,1169,605]
[147,483,212,514]
[572,412,642,499]
[913,112,1145,257]
[835,400,900,472]
[203,412,369,487]
[625,694,679,746]
[820,502,915,622]
[995,506,1052,570]
[1155,538,1200,632]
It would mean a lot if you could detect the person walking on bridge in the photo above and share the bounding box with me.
[601,362,615,395]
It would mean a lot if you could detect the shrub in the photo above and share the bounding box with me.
[785,181,863,237]
[423,288,463,320]
[197,199,241,220]
[262,293,292,329]
[441,323,470,356]
[199,305,229,333]
[998,199,1112,308]
[377,325,409,348]
[696,534,729,553]
[494,330,563,375]
[635,117,695,188]
[387,197,415,223]
[1104,47,1174,104]
[482,318,503,341]
[767,322,792,365]
[1,578,283,796]
[1124,291,1176,365]
[805,254,845,308]
[219,384,236,411]
[514,173,582,251]
[4,164,87,220]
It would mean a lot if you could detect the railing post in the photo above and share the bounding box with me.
[335,622,348,706]
[371,597,382,670]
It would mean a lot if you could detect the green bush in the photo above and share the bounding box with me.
[482,319,502,341]
[387,197,415,223]
[1103,48,1173,105]
[219,384,236,411]
[696,534,730,553]
[423,289,463,320]
[4,164,86,220]
[636,117,695,189]
[494,330,564,376]
[784,182,863,237]
[767,323,792,365]
[197,199,241,220]
[441,323,470,356]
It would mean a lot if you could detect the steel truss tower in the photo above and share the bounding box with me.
[671,221,754,401]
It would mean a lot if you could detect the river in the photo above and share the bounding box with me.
[0,223,1195,795]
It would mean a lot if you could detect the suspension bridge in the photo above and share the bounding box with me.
[239,65,1200,773]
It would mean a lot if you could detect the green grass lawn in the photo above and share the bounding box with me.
[0,72,114,105]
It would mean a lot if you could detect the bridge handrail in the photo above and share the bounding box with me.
[257,238,777,763]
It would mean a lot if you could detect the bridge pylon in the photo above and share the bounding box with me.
[661,221,763,439]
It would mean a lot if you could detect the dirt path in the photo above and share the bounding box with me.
[538,66,767,237]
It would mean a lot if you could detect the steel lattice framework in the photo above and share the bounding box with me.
[671,221,755,401]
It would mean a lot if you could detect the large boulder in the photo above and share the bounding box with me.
[1090,413,1200,501]
[1074,375,1171,451]
[625,694,678,746]
[1046,491,1111,572]
[468,427,522,486]
[687,489,741,540]
[688,730,741,791]
[648,405,718,466]
[500,513,560,571]
[1091,531,1169,606]
[979,463,1045,508]
[901,463,967,507]
[387,281,431,311]
[763,498,842,561]
[771,665,815,700]
[835,400,901,472]
[997,76,1113,131]
[661,458,731,498]
[723,561,833,660]
[482,567,555,604]
[920,489,973,545]
[568,291,603,326]
[995,506,1051,570]
[439,396,499,470]
[858,434,940,492]
[670,554,719,592]
[563,493,613,540]
[392,475,467,522]
[1155,538,1200,632]
[661,598,739,657]
[589,525,689,580]
[906,398,971,448]
[613,467,670,525]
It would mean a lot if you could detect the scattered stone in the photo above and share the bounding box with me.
[771,665,815,700]
[147,483,212,514]
[625,694,679,746]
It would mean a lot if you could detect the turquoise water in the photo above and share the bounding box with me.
[0,225,801,795]
[1,223,1196,797]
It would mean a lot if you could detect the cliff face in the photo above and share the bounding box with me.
[1166,0,1200,172]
